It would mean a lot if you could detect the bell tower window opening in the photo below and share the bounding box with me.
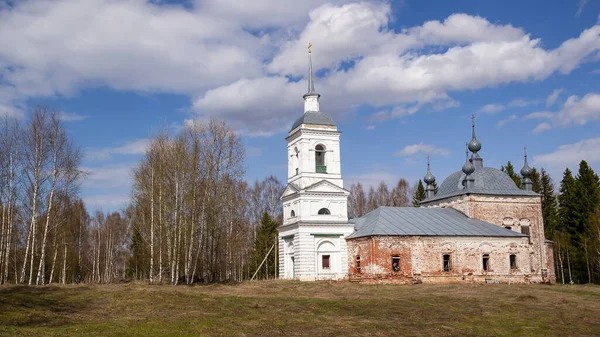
[290,210,295,218]
[318,208,330,215]
[315,144,327,173]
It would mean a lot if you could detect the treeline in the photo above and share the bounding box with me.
[128,119,284,284]
[502,160,600,284]
[0,107,84,285]
[348,179,414,218]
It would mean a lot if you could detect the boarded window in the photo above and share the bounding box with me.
[443,254,452,272]
[322,255,330,269]
[510,254,517,269]
[392,256,400,272]
[483,254,490,272]
[521,225,530,235]
[356,256,361,272]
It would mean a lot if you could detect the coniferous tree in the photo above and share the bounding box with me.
[250,213,279,280]
[501,161,522,189]
[531,167,542,193]
[540,169,558,238]
[413,180,426,207]
[574,161,600,283]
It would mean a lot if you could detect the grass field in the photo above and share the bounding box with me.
[1,281,599,337]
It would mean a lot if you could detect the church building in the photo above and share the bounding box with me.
[277,48,556,284]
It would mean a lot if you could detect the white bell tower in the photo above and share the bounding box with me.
[277,43,354,281]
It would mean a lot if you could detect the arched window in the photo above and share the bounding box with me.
[318,208,330,215]
[315,145,326,173]
[290,210,296,218]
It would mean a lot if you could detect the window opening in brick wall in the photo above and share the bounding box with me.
[510,254,517,269]
[322,255,330,269]
[505,226,511,230]
[521,225,530,235]
[443,254,452,272]
[356,256,361,273]
[482,254,490,272]
[392,256,400,272]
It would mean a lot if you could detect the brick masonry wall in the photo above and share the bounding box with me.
[347,235,547,284]
[422,194,555,282]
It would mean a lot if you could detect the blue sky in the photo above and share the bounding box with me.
[1,0,599,211]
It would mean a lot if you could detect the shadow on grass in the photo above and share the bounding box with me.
[0,285,92,327]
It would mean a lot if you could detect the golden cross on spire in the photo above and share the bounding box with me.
[308,42,312,55]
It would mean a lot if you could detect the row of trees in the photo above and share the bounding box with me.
[501,160,600,284]
[348,179,413,218]
[0,108,84,285]
[128,119,284,284]
[1,107,598,285]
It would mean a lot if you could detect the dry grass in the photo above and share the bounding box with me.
[1,281,599,336]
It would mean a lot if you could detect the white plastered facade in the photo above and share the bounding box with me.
[277,93,354,281]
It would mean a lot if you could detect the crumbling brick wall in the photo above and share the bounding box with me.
[347,235,543,284]
[421,194,555,283]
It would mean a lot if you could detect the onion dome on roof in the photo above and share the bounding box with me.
[468,114,482,153]
[520,147,533,177]
[424,156,436,185]
[521,147,534,191]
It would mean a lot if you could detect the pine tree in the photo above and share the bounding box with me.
[413,180,426,207]
[540,169,558,238]
[531,167,541,193]
[574,161,600,283]
[250,213,279,280]
[501,161,521,188]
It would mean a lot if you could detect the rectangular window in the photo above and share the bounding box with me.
[482,254,490,272]
[521,226,530,235]
[510,254,517,269]
[392,256,400,272]
[505,226,512,231]
[322,255,330,269]
[443,254,452,272]
[356,256,361,273]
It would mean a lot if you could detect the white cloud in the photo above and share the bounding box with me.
[496,114,517,128]
[525,92,600,132]
[556,93,600,126]
[524,111,554,119]
[345,172,399,190]
[1,2,600,134]
[576,0,589,17]
[394,143,450,157]
[534,137,600,167]
[532,122,552,134]
[509,98,538,108]
[86,139,148,161]
[366,125,376,130]
[83,193,131,211]
[477,103,505,114]
[81,163,134,189]
[546,89,563,107]
[58,111,87,122]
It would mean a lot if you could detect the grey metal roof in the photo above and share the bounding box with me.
[290,111,336,131]
[347,207,526,239]
[423,166,539,202]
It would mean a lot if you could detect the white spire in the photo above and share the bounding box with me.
[303,42,320,113]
